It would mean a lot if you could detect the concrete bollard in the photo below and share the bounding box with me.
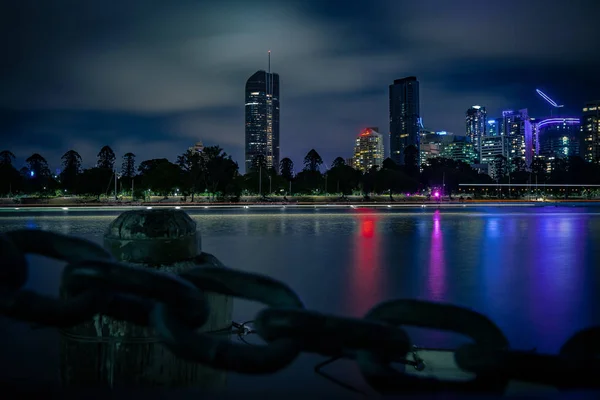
[59,209,233,388]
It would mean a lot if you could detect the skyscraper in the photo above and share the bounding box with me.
[245,55,280,173]
[487,119,498,136]
[582,101,600,163]
[352,127,384,172]
[501,109,533,166]
[389,76,420,165]
[537,118,581,159]
[466,105,486,160]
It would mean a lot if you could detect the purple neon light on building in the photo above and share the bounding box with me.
[536,118,580,130]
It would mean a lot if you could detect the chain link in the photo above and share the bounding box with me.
[1,229,600,395]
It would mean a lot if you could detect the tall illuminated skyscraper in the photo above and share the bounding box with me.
[466,105,486,160]
[501,109,533,166]
[582,101,600,163]
[389,76,420,165]
[245,53,280,173]
[353,128,384,172]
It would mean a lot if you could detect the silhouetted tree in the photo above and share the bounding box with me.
[382,158,399,170]
[60,150,82,192]
[303,149,323,172]
[0,150,15,166]
[97,145,116,170]
[177,149,203,201]
[326,158,360,196]
[331,157,346,168]
[77,167,114,200]
[141,160,182,197]
[279,157,294,181]
[202,146,239,199]
[26,153,50,177]
[492,155,508,180]
[0,150,21,195]
[530,157,547,183]
[121,152,136,178]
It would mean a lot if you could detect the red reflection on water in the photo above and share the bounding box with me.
[427,210,446,300]
[347,214,383,316]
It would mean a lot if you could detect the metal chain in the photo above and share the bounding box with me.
[1,228,600,394]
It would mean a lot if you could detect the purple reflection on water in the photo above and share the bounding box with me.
[347,213,384,316]
[427,210,446,300]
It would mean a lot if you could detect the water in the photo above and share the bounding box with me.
[1,206,600,396]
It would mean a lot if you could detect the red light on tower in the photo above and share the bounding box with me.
[360,128,371,137]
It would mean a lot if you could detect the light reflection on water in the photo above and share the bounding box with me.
[1,207,599,391]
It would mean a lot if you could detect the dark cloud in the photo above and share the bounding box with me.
[0,0,599,170]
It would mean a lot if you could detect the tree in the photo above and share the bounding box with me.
[26,153,50,178]
[530,157,547,182]
[77,167,114,200]
[177,149,203,201]
[331,157,346,169]
[0,150,15,166]
[202,146,239,199]
[141,160,182,197]
[492,155,507,181]
[376,159,418,199]
[60,150,82,192]
[322,157,360,196]
[403,145,419,178]
[97,145,116,170]
[382,158,399,170]
[121,152,136,178]
[0,150,21,195]
[303,149,323,172]
[279,157,294,181]
[510,157,527,173]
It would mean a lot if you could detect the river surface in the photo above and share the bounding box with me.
[1,206,600,396]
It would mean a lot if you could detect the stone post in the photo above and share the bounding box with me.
[60,209,233,388]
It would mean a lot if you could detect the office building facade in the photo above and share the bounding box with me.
[466,106,486,160]
[582,101,600,163]
[245,70,280,173]
[389,76,421,166]
[353,128,385,172]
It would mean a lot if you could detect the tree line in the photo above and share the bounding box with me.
[0,144,599,201]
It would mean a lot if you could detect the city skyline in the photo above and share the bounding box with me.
[1,0,599,171]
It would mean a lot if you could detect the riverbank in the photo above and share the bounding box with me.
[2,200,600,212]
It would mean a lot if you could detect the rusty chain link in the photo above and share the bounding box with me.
[1,228,600,395]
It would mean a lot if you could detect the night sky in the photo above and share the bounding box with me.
[1,0,599,172]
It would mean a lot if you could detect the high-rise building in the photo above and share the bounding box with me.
[440,138,477,165]
[245,60,280,173]
[466,105,486,159]
[353,128,384,172]
[480,136,507,179]
[582,101,600,163]
[537,118,581,159]
[501,109,533,166]
[419,130,456,166]
[487,118,499,136]
[389,76,420,166]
